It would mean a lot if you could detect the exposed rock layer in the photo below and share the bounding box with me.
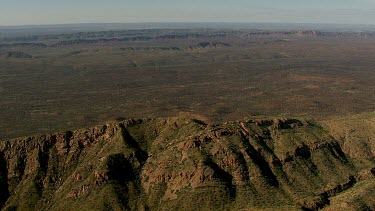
[0,117,373,210]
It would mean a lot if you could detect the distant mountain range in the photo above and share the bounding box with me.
[1,22,375,37]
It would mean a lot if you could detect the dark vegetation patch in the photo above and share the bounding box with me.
[187,41,231,50]
[3,51,32,58]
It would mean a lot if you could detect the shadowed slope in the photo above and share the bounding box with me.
[0,116,373,210]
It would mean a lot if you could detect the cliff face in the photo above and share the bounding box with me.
[0,117,373,211]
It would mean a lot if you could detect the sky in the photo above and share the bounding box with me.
[1,0,375,26]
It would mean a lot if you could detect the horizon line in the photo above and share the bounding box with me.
[1,21,375,28]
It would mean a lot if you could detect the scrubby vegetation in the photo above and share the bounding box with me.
[0,26,374,210]
[0,115,373,210]
[1,28,375,139]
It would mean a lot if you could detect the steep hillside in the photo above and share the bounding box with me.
[0,117,374,210]
[323,112,375,160]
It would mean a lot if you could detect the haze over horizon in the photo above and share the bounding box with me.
[1,0,375,26]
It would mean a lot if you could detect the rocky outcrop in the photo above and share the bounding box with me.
[241,30,375,39]
[323,112,375,160]
[48,34,226,47]
[3,51,32,58]
[0,117,372,210]
[258,39,290,45]
[186,42,231,50]
[357,167,375,181]
[120,47,181,51]
[0,43,46,49]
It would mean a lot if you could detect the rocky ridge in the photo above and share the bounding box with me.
[0,117,374,210]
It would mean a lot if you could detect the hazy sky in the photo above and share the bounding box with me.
[1,0,375,26]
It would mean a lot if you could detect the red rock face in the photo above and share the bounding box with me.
[0,117,372,210]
